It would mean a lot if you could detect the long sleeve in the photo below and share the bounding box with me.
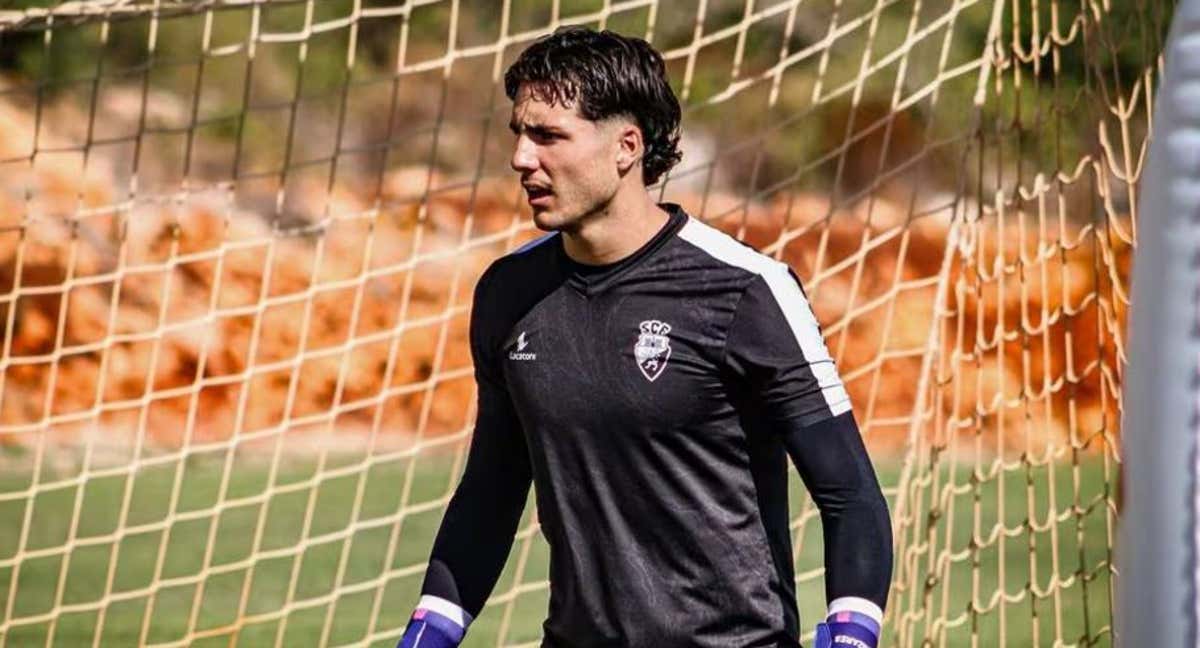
[780,412,892,608]
[419,272,533,618]
[724,271,892,611]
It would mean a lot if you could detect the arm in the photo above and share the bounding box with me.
[399,276,533,647]
[781,412,891,648]
[724,269,892,646]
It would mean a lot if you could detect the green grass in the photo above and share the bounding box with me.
[885,454,1117,647]
[0,450,1115,647]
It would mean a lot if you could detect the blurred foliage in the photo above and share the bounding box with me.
[0,0,1175,211]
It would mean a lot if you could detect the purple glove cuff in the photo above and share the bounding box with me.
[814,610,880,648]
[397,609,464,647]
[827,610,880,637]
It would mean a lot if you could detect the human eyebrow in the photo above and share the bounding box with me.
[509,121,563,138]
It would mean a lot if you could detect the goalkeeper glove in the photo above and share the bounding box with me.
[813,600,881,648]
[397,596,470,648]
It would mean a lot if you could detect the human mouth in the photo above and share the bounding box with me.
[523,184,553,206]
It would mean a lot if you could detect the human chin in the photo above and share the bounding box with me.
[531,206,569,231]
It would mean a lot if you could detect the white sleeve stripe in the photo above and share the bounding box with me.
[678,218,851,414]
[760,263,852,414]
[416,595,470,627]
[827,596,884,624]
[823,384,853,416]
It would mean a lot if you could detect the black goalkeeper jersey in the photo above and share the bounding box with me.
[446,204,855,647]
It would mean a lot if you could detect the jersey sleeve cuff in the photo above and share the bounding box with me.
[416,595,473,628]
[827,596,883,625]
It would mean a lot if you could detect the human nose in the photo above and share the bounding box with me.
[510,134,538,174]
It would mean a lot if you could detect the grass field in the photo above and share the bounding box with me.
[0,449,1115,647]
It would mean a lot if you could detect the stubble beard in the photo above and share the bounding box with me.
[533,186,617,235]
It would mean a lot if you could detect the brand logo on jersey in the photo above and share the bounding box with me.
[634,320,672,382]
[509,331,536,361]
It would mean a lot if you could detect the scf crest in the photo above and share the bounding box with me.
[634,319,672,382]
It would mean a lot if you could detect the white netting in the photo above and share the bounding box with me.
[0,1,1166,646]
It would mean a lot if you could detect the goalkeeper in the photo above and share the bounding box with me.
[399,27,892,648]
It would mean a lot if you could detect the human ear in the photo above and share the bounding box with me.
[614,121,643,176]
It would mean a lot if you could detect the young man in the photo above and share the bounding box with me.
[398,27,892,648]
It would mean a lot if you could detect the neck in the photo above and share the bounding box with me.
[561,187,669,266]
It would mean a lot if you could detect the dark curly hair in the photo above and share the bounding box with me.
[504,27,683,186]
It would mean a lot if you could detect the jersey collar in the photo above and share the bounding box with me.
[559,203,688,297]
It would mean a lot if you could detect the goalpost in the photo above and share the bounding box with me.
[0,1,1171,646]
[1116,0,1200,645]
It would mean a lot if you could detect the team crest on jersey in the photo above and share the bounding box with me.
[634,320,672,382]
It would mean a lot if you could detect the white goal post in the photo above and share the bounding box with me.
[1117,0,1200,645]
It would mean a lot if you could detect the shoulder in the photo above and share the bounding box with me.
[674,216,793,284]
[475,231,562,301]
[470,231,564,346]
[673,217,817,333]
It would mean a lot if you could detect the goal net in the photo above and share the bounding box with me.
[0,0,1167,646]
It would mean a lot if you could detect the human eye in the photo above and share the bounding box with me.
[529,127,562,143]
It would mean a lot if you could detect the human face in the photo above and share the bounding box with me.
[509,85,623,232]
